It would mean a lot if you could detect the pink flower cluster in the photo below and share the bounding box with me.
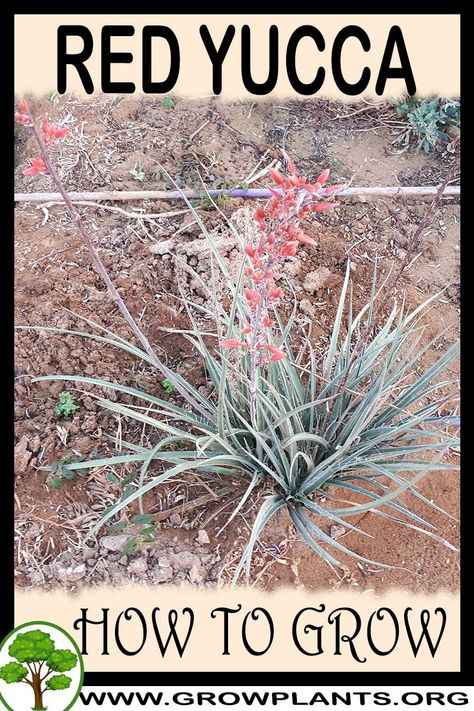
[221,155,340,365]
[15,99,69,176]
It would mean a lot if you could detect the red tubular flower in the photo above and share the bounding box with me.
[279,241,298,257]
[269,288,284,301]
[270,351,287,361]
[294,231,316,245]
[254,204,265,221]
[282,150,295,174]
[52,126,69,139]
[323,184,343,195]
[266,345,287,361]
[15,112,31,126]
[22,158,48,176]
[220,339,241,347]
[19,98,28,112]
[42,116,54,144]
[42,115,69,144]
[263,317,275,328]
[244,288,260,303]
[245,245,256,257]
[310,202,339,212]
[316,168,330,186]
[269,167,285,185]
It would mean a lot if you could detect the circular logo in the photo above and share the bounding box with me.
[0,621,84,711]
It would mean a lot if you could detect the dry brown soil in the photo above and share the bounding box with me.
[14,95,460,592]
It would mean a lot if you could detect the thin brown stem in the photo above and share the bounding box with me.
[23,102,214,423]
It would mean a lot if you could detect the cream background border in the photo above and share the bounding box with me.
[15,15,460,99]
[15,589,460,672]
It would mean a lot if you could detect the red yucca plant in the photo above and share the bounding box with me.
[16,100,459,584]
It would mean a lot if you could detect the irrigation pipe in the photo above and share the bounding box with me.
[14,185,460,204]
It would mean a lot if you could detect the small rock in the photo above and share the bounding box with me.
[303,267,338,293]
[150,239,175,255]
[169,513,182,526]
[82,548,97,561]
[129,557,148,574]
[100,534,131,552]
[330,525,346,539]
[155,566,173,583]
[56,563,86,581]
[299,299,316,318]
[28,570,44,585]
[29,435,42,453]
[196,529,210,546]
[172,551,199,570]
[189,562,205,584]
[15,435,32,474]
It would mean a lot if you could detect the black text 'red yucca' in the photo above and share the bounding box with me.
[57,24,416,96]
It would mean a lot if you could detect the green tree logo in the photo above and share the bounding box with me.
[0,622,83,711]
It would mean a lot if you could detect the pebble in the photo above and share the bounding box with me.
[100,534,131,552]
[129,558,148,574]
[299,299,316,318]
[303,267,338,293]
[196,529,210,546]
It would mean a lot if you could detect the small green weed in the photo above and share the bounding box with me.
[162,378,176,395]
[394,97,460,152]
[55,391,79,417]
[129,166,145,181]
[47,453,86,489]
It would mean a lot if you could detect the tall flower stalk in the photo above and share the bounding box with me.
[221,155,340,425]
[15,99,215,422]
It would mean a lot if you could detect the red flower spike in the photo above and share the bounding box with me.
[220,339,241,348]
[245,245,256,258]
[23,158,48,176]
[242,327,252,334]
[19,98,28,112]
[263,317,275,328]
